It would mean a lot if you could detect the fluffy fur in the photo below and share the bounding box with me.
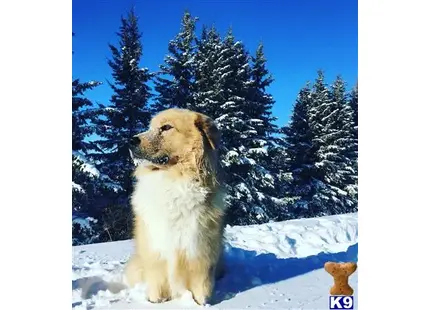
[124,108,226,305]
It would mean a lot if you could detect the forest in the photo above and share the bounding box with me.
[72,9,358,245]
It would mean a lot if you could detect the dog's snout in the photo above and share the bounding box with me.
[130,136,140,147]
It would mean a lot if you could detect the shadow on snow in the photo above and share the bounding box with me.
[211,242,358,304]
[72,243,358,306]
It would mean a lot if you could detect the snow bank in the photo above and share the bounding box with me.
[72,213,358,309]
[224,212,357,259]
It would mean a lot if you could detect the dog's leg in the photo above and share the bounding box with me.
[168,251,188,299]
[123,254,144,287]
[145,259,171,303]
[188,260,215,306]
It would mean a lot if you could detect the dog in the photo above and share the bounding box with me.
[124,108,226,305]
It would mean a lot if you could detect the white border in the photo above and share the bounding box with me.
[0,0,71,308]
[359,0,430,308]
[2,0,429,308]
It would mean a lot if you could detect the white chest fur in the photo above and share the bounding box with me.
[131,171,211,260]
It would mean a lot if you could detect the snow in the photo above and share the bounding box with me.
[248,147,268,155]
[88,81,101,87]
[236,182,251,194]
[72,213,358,309]
[73,151,122,193]
[225,150,239,158]
[221,101,235,108]
[183,56,196,66]
[220,72,231,79]
[215,114,228,123]
[72,181,84,193]
[72,217,98,231]
[73,151,100,178]
[256,191,265,201]
[241,157,256,166]
[104,107,119,112]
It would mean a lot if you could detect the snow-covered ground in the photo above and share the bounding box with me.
[72,213,358,309]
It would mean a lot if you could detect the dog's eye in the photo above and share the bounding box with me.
[160,124,173,132]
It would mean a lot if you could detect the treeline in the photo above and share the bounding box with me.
[72,10,358,245]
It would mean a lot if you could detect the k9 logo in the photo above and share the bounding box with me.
[329,296,354,309]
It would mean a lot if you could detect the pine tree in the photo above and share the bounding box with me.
[308,71,356,215]
[153,11,198,113]
[91,9,153,201]
[72,33,106,245]
[349,83,358,132]
[348,83,358,205]
[248,43,278,139]
[330,76,357,183]
[349,83,358,159]
[72,79,101,152]
[194,28,280,225]
[282,83,321,217]
[192,25,223,116]
[72,152,104,245]
[265,139,296,218]
[213,29,251,147]
[212,29,258,225]
[242,42,286,221]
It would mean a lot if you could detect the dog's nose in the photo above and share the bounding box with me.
[130,136,140,146]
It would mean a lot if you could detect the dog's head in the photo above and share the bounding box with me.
[130,109,221,186]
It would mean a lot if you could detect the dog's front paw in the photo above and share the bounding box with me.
[147,294,171,304]
[147,288,171,304]
[147,297,166,304]
[192,293,209,306]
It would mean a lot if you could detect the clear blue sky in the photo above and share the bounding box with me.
[72,0,357,127]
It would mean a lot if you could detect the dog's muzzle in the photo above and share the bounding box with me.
[129,147,170,167]
[128,131,173,167]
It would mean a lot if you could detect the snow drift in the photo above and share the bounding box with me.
[72,212,358,309]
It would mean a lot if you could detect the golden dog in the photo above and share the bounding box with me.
[124,108,226,305]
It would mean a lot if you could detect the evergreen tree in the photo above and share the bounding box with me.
[248,43,278,139]
[72,33,106,245]
[212,29,262,225]
[72,79,101,152]
[329,76,357,185]
[349,83,358,161]
[265,139,296,218]
[194,28,281,225]
[348,83,358,204]
[91,9,153,201]
[349,83,358,131]
[242,42,287,221]
[282,83,321,217]
[308,71,356,215]
[72,152,104,245]
[328,75,357,210]
[72,76,101,202]
[213,29,251,146]
[153,11,198,113]
[192,25,223,116]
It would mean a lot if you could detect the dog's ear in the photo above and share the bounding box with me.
[194,113,220,150]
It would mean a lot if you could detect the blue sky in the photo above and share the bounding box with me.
[72,0,357,128]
